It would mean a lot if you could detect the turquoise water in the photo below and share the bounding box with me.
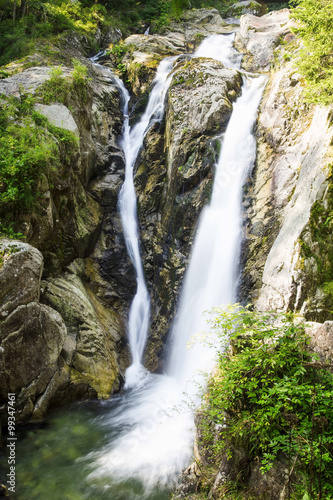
[0,399,171,500]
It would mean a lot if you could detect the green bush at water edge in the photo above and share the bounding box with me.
[199,305,333,499]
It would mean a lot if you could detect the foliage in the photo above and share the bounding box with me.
[0,91,78,220]
[0,0,113,66]
[201,305,333,499]
[291,0,333,105]
[38,66,70,104]
[0,0,250,67]
[109,42,132,78]
[37,59,91,104]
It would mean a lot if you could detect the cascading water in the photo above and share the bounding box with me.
[115,57,177,388]
[85,35,266,493]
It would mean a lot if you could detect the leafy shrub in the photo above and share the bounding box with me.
[0,91,78,217]
[201,305,333,499]
[292,0,333,105]
[38,66,70,104]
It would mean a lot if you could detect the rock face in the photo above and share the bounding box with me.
[0,50,131,423]
[135,57,242,369]
[0,240,66,421]
[239,59,333,319]
[235,9,294,71]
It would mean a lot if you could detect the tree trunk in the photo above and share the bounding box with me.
[12,0,17,23]
[21,0,28,18]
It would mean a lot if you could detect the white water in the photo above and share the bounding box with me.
[87,35,266,491]
[117,56,177,388]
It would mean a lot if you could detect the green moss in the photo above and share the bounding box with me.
[299,178,333,319]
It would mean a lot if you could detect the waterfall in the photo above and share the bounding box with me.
[87,35,266,492]
[116,57,177,388]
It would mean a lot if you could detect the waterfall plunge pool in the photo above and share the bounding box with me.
[0,390,172,500]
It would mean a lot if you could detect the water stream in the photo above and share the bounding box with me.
[117,56,176,388]
[0,35,266,499]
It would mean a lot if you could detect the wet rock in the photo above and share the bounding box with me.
[119,8,234,96]
[173,461,201,499]
[41,260,125,400]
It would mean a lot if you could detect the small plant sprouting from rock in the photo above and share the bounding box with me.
[38,59,91,105]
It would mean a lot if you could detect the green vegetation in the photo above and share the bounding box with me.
[0,0,114,66]
[199,305,333,499]
[292,0,333,105]
[38,59,91,104]
[0,0,249,69]
[0,91,78,236]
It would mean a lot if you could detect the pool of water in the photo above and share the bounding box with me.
[0,398,172,500]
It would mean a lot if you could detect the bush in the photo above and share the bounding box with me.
[201,305,333,499]
[292,0,333,105]
[0,91,78,219]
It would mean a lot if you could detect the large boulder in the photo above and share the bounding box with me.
[0,240,43,318]
[0,240,67,421]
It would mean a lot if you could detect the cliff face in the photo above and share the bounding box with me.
[238,17,333,321]
[0,47,132,422]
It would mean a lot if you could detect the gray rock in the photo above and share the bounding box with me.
[35,103,80,138]
[41,260,125,399]
[306,321,333,363]
[239,53,333,315]
[0,240,43,318]
[235,9,293,71]
[256,105,332,312]
[0,302,66,394]
[227,1,266,18]
[0,66,72,96]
